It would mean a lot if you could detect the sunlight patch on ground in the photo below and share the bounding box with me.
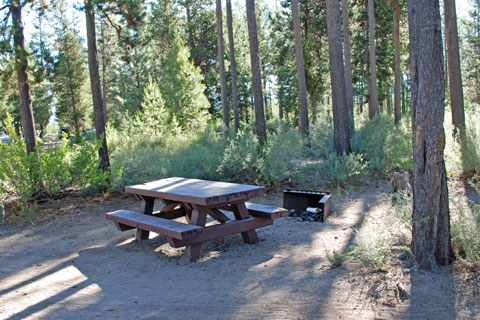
[0,261,101,319]
[21,283,102,320]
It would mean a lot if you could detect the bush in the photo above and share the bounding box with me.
[109,123,225,189]
[310,152,369,186]
[352,114,412,174]
[307,117,334,158]
[217,130,264,184]
[262,129,304,190]
[0,115,113,220]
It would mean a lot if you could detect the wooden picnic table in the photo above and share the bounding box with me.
[106,177,288,261]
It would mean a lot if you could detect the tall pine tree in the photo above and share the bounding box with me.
[53,6,90,138]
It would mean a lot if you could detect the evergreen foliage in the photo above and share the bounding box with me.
[159,38,209,131]
[52,9,90,137]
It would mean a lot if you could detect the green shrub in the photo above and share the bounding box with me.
[262,129,303,190]
[0,119,39,204]
[310,152,369,186]
[217,130,264,184]
[37,139,72,194]
[109,124,225,189]
[307,117,334,158]
[0,115,114,220]
[352,114,412,174]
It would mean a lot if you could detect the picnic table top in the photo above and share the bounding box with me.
[125,177,266,206]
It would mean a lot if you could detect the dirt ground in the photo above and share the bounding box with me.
[1,180,479,320]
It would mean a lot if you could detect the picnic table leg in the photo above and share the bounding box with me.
[136,196,155,241]
[181,203,193,224]
[231,203,259,244]
[186,205,208,261]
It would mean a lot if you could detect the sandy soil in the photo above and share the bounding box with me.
[1,181,479,319]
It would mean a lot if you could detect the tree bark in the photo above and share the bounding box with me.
[226,0,239,132]
[278,88,284,120]
[262,63,269,121]
[386,87,391,114]
[394,0,401,124]
[216,0,229,130]
[368,0,379,119]
[245,0,266,144]
[408,0,454,271]
[11,2,37,154]
[311,95,317,124]
[444,0,465,136]
[292,0,309,139]
[342,0,354,137]
[85,0,110,171]
[100,18,108,122]
[326,0,351,154]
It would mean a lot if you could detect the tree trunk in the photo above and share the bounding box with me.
[245,0,267,144]
[292,0,309,139]
[408,0,454,271]
[444,0,465,136]
[326,0,351,154]
[368,0,379,119]
[386,87,391,114]
[85,0,110,171]
[262,63,269,121]
[394,0,401,124]
[365,28,371,113]
[342,0,354,137]
[278,88,284,120]
[100,18,108,122]
[11,2,37,154]
[226,0,239,132]
[311,95,317,124]
[216,0,229,130]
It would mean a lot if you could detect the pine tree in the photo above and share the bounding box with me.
[409,0,453,270]
[53,7,90,138]
[138,77,177,135]
[3,0,37,153]
[291,0,309,139]
[160,38,209,131]
[326,0,351,154]
[30,8,54,139]
[246,0,267,144]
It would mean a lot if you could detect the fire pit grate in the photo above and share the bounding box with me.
[283,189,332,222]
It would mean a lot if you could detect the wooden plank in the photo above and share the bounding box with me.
[245,202,289,219]
[208,208,231,223]
[136,196,155,241]
[154,208,186,220]
[114,222,135,231]
[231,203,259,244]
[168,217,273,248]
[125,177,265,206]
[186,206,208,261]
[159,201,180,213]
[106,210,203,240]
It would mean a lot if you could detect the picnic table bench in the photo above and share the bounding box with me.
[106,177,288,260]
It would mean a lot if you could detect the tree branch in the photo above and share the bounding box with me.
[102,11,122,41]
